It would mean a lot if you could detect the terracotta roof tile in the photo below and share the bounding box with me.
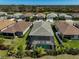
[1,21,32,33]
[0,20,15,30]
[55,21,79,35]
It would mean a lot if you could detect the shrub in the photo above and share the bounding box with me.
[8,47,18,56]
[0,39,5,44]
[31,50,38,58]
[46,50,54,55]
[56,46,66,55]
[66,48,79,55]
[52,50,57,56]
[25,50,32,56]
[62,39,68,42]
[0,45,9,50]
[35,47,46,57]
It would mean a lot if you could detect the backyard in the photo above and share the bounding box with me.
[0,29,31,57]
[53,25,79,49]
[63,39,79,48]
[0,25,79,58]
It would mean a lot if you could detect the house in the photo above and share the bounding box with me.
[46,13,58,22]
[13,13,25,21]
[58,13,72,20]
[55,21,79,39]
[33,20,44,24]
[35,13,46,20]
[1,21,32,37]
[7,14,14,19]
[29,22,55,49]
[71,13,79,19]
[0,12,7,15]
[0,12,7,20]
[0,20,15,31]
[24,13,34,21]
[25,13,34,18]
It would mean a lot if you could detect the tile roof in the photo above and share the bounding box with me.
[36,13,46,18]
[55,21,79,35]
[29,21,54,36]
[71,13,79,18]
[0,20,15,30]
[1,21,32,33]
[47,13,58,18]
[59,13,72,18]
[25,13,34,17]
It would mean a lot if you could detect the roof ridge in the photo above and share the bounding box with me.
[42,26,53,36]
[30,22,43,34]
[42,22,53,35]
[30,22,53,35]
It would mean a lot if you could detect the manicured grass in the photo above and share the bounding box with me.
[54,34,60,47]
[63,39,79,48]
[11,29,31,51]
[3,39,13,45]
[0,29,31,57]
[0,50,8,56]
[53,31,61,51]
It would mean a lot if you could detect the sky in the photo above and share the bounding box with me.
[0,0,79,5]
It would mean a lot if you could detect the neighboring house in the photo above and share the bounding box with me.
[0,12,7,20]
[33,20,44,24]
[35,13,46,20]
[0,12,7,15]
[24,13,34,21]
[46,13,58,22]
[0,20,15,31]
[58,13,72,20]
[55,21,79,39]
[1,21,32,37]
[29,22,55,50]
[13,13,25,21]
[7,14,14,19]
[25,13,34,18]
[71,13,79,18]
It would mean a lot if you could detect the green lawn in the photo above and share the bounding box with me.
[10,29,31,51]
[54,33,60,48]
[0,29,31,57]
[63,39,79,48]
[0,50,8,56]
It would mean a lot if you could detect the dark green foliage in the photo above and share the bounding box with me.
[0,5,79,13]
[46,50,57,56]
[0,39,5,44]
[66,48,79,55]
[62,39,68,42]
